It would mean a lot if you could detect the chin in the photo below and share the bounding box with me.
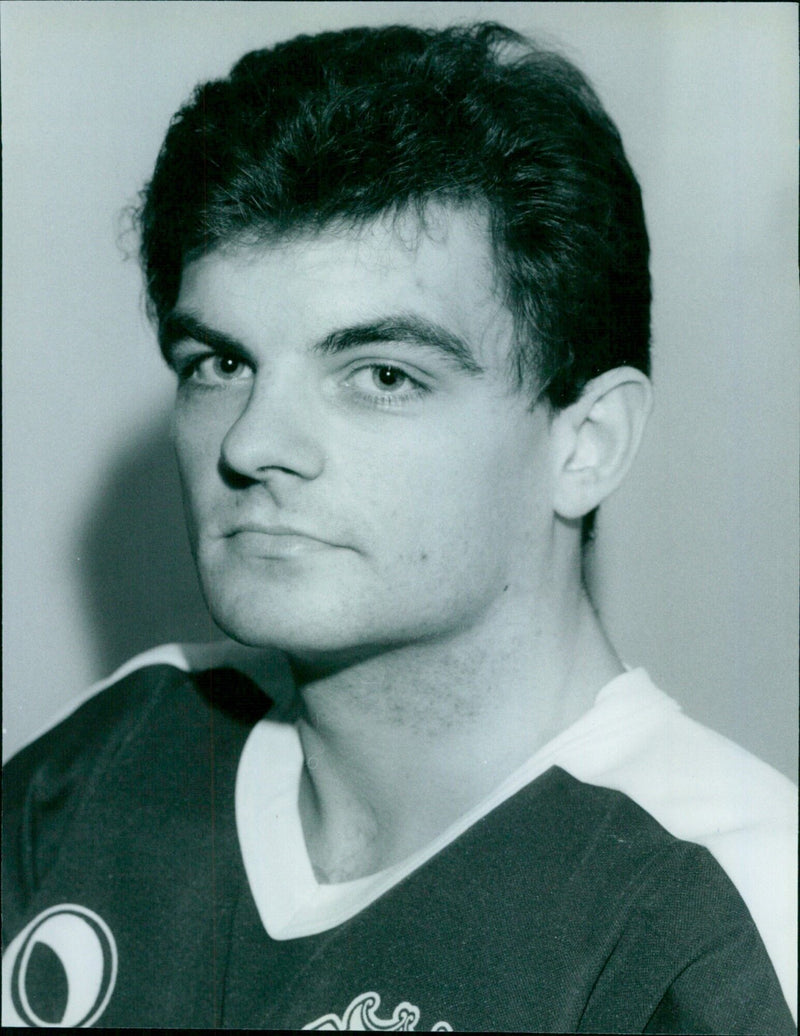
[194,554,496,661]
[204,588,369,656]
[212,617,396,673]
[205,588,438,668]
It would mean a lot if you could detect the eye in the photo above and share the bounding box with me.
[208,355,248,379]
[179,352,253,386]
[343,363,428,408]
[371,365,412,391]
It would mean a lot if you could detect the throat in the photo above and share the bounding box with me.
[291,593,620,883]
[298,758,385,883]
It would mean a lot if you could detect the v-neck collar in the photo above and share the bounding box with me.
[235,668,674,940]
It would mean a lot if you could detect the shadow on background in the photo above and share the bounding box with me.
[77,412,219,677]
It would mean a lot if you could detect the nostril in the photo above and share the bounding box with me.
[218,458,260,490]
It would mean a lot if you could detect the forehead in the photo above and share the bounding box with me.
[176,206,516,369]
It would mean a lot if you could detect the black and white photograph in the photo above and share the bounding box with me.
[2,2,797,1030]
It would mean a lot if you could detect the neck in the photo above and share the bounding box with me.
[292,581,621,883]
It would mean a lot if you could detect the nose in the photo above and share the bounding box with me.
[220,374,325,483]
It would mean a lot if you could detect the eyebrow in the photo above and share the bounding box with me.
[161,311,485,376]
[160,313,245,362]
[314,316,485,375]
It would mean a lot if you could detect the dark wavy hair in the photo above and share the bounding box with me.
[138,22,650,412]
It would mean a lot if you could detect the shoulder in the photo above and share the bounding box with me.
[7,641,289,759]
[407,768,794,1033]
[2,643,277,934]
[538,771,796,1034]
[551,669,798,1019]
[4,641,276,783]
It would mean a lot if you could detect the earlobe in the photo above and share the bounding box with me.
[552,367,653,520]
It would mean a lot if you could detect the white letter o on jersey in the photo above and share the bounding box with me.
[2,905,117,1027]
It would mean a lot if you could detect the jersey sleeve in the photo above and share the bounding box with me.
[578,835,796,1035]
[644,934,797,1035]
[2,666,175,943]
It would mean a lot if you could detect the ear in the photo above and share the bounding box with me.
[550,367,653,520]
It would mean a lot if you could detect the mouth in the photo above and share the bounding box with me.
[223,524,334,559]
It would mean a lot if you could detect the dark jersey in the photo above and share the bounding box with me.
[2,663,795,1032]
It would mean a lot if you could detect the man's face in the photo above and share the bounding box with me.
[169,208,558,664]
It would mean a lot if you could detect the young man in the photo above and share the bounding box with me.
[2,23,795,1032]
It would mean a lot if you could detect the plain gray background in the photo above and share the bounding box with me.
[2,2,798,779]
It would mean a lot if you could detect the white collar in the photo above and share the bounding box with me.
[235,668,675,940]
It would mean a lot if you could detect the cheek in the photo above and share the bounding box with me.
[406,433,547,566]
[173,402,229,482]
[353,441,519,562]
[171,411,229,536]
